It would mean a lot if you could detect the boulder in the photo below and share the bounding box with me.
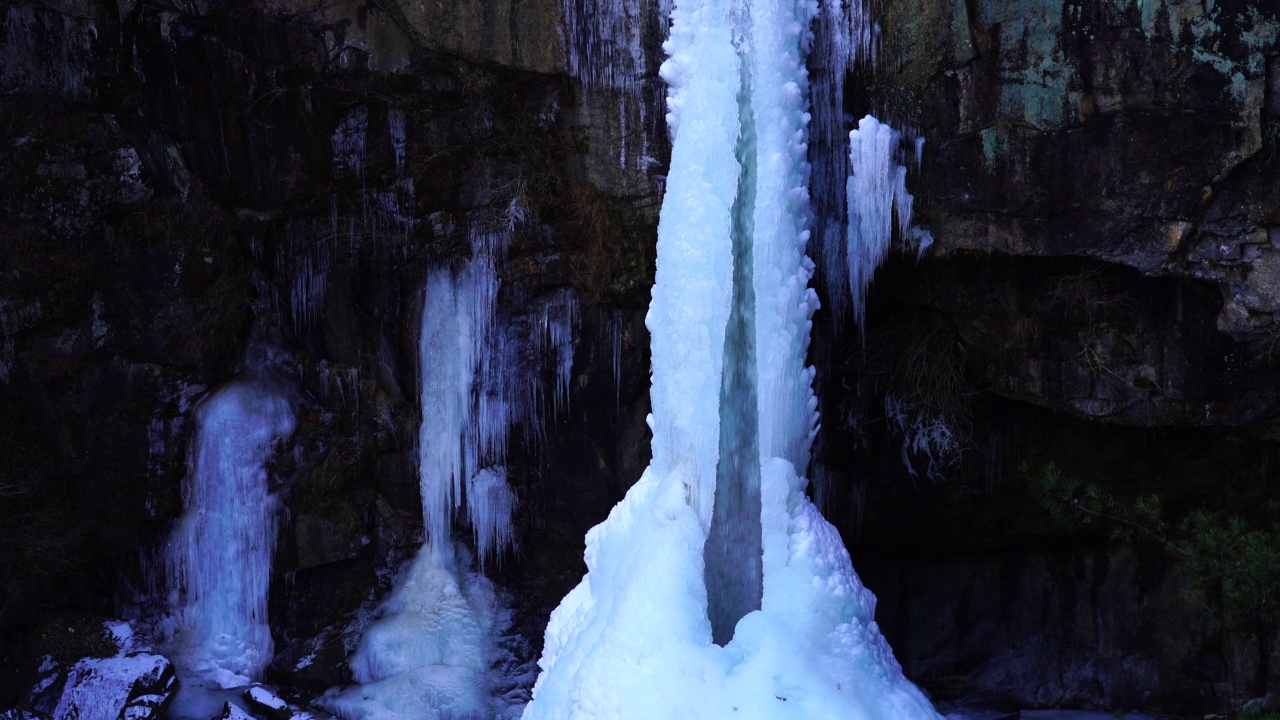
[244,686,293,720]
[27,653,174,720]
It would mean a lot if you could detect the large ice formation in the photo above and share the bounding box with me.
[521,0,942,718]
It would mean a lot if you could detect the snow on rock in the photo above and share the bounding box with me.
[122,694,169,720]
[245,686,293,720]
[47,653,175,720]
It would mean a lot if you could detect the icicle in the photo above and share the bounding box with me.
[810,0,882,320]
[532,289,580,416]
[611,309,623,411]
[389,107,407,173]
[288,230,331,338]
[331,106,367,177]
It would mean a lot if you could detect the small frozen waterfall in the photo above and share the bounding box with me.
[846,115,916,330]
[162,374,295,712]
[322,227,575,720]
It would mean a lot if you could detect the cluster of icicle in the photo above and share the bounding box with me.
[320,222,577,720]
[520,0,942,718]
[845,115,916,330]
[809,0,926,328]
[414,226,577,568]
[810,0,877,316]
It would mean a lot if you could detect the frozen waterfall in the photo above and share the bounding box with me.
[521,0,942,718]
[321,226,574,720]
[161,375,295,707]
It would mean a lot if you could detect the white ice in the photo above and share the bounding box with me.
[522,0,941,718]
[468,467,516,569]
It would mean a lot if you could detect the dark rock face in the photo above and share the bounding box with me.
[795,1,1280,712]
[843,401,1280,712]
[874,0,1280,376]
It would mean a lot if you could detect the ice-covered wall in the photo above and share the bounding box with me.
[561,0,651,90]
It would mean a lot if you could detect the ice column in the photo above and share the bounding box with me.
[164,380,295,686]
[522,0,942,718]
[418,267,477,562]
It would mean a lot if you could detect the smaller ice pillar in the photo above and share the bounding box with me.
[165,379,295,684]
